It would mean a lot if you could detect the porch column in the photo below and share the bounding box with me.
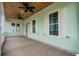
[0,2,5,55]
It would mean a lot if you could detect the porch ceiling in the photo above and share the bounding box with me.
[4,2,53,20]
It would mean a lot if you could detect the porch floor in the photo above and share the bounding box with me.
[2,36,74,56]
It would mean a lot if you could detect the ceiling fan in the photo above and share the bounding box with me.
[16,14,24,19]
[19,2,35,13]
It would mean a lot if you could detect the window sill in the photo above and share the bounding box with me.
[48,34,61,39]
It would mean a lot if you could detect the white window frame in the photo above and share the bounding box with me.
[49,12,59,36]
[32,20,36,33]
[31,19,37,34]
[45,9,61,38]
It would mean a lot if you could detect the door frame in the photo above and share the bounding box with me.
[26,23,29,37]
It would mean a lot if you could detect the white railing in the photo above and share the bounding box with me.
[0,33,6,55]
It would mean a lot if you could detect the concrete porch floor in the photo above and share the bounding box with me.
[2,36,74,56]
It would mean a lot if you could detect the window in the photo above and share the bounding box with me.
[11,23,15,32]
[11,23,15,26]
[16,23,20,32]
[32,20,36,33]
[17,23,20,27]
[49,12,58,35]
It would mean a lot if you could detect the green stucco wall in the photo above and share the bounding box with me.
[24,3,79,53]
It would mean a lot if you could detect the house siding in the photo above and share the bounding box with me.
[24,3,79,53]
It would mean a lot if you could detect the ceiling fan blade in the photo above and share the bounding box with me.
[29,9,34,12]
[16,14,23,19]
[18,17,21,19]
[18,7,25,9]
[18,16,23,19]
[25,10,27,12]
[29,6,35,9]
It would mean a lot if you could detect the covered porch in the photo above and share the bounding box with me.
[0,2,79,56]
[2,36,74,56]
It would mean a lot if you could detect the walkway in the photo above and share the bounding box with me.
[2,36,74,56]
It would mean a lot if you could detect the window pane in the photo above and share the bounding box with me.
[12,23,15,26]
[54,24,58,35]
[32,20,36,33]
[49,15,54,24]
[54,17,58,23]
[16,23,20,32]
[49,12,58,35]
[17,24,20,27]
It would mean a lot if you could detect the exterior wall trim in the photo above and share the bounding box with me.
[44,8,61,38]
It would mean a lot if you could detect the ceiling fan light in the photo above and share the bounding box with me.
[21,10,24,13]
